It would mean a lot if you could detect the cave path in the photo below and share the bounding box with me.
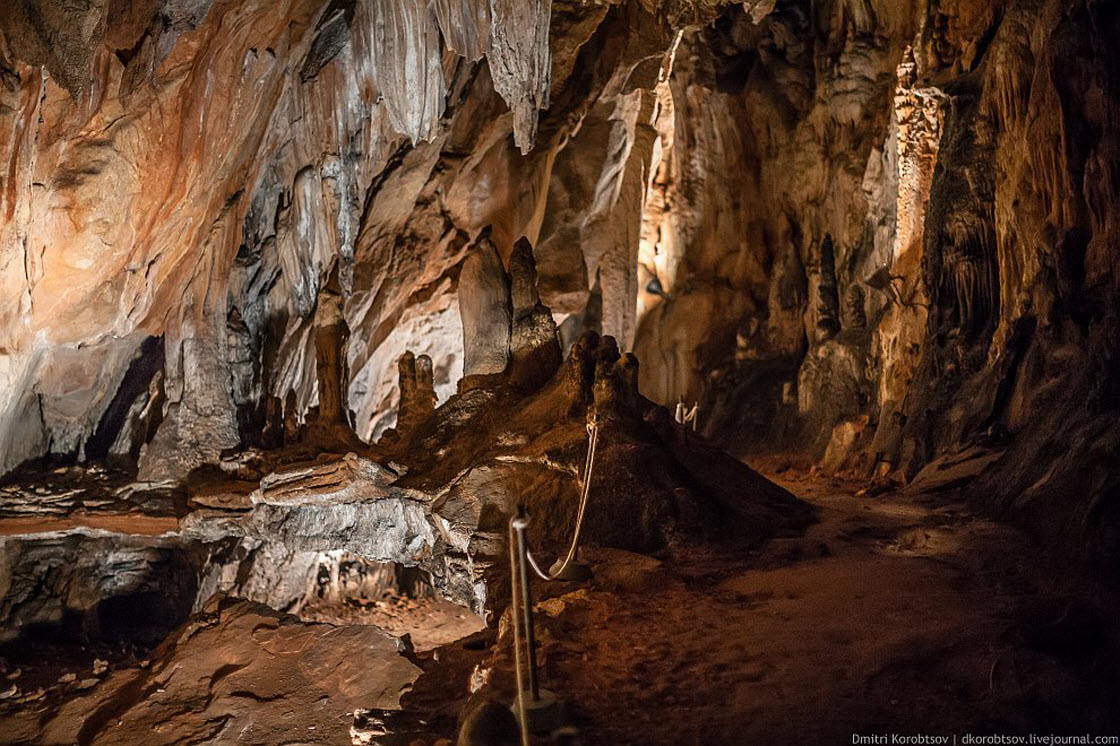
[474,468,1114,746]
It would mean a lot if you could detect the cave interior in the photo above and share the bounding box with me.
[1,0,1120,744]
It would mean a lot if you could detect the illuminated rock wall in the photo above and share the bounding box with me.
[1,0,1118,559]
[633,0,1120,560]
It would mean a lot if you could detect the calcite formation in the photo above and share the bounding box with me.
[632,0,1120,562]
[0,236,810,646]
[458,236,513,379]
[0,0,1116,610]
[0,1,1117,742]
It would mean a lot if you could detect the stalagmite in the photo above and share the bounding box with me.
[458,235,513,380]
[136,314,240,483]
[396,351,437,435]
[261,395,284,449]
[312,272,350,427]
[283,391,300,446]
[508,237,563,390]
[814,235,842,341]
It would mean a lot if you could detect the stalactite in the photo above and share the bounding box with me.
[487,0,552,154]
[938,224,999,337]
[983,11,1035,135]
[363,0,446,144]
[431,0,491,62]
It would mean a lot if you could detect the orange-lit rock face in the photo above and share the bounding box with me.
[0,0,687,475]
[1,0,372,473]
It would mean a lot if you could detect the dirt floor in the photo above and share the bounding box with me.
[4,469,1120,745]
[386,468,1120,745]
[300,590,486,652]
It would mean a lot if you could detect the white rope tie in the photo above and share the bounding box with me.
[675,400,699,431]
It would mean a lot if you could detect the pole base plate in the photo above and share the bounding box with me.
[512,688,569,734]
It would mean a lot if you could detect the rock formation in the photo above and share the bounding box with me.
[34,599,421,745]
[0,0,1114,569]
[630,0,1120,564]
[508,236,564,390]
[0,237,809,636]
[458,236,513,380]
[0,0,1118,742]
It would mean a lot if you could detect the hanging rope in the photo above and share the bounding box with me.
[675,400,699,431]
[524,414,600,581]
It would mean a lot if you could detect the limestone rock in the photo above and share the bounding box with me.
[396,351,437,436]
[0,529,196,645]
[0,0,1115,572]
[508,237,563,391]
[458,237,512,380]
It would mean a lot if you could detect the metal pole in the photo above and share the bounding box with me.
[508,516,530,746]
[512,507,540,701]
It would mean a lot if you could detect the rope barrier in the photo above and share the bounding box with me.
[675,400,699,431]
[524,415,600,581]
[507,417,599,737]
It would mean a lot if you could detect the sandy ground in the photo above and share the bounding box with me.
[388,469,1120,744]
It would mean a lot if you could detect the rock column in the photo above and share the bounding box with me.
[313,272,350,426]
[508,236,562,390]
[458,235,512,379]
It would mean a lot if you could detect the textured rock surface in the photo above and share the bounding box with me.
[0,244,809,635]
[0,0,1118,564]
[185,453,494,614]
[2,3,1118,740]
[628,0,1120,563]
[0,0,662,474]
[34,599,421,745]
[458,236,512,379]
[0,528,197,645]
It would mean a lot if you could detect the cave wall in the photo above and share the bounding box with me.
[633,0,1120,562]
[0,0,703,477]
[0,0,1118,561]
